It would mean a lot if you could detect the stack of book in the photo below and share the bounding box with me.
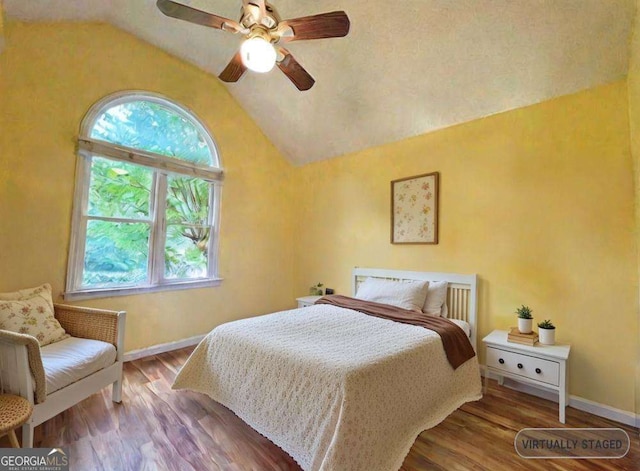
[507,327,538,345]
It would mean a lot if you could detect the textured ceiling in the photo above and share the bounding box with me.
[4,0,636,165]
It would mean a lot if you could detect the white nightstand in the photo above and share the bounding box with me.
[296,295,322,308]
[483,330,571,423]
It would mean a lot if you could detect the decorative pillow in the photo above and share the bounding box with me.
[355,278,429,311]
[0,284,47,301]
[422,280,448,317]
[0,284,68,346]
[440,301,449,318]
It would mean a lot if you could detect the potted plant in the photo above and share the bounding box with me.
[516,305,533,334]
[537,319,556,345]
[309,282,324,296]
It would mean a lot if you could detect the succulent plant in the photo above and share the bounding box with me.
[537,319,555,329]
[309,282,324,295]
[516,305,533,319]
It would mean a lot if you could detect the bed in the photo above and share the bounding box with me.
[173,268,482,471]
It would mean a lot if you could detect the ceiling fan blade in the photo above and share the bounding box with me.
[280,11,350,42]
[277,48,315,91]
[219,52,247,83]
[157,0,243,33]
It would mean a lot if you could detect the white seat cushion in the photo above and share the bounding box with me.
[40,336,117,394]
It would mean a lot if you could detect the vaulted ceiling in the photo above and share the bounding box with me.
[3,0,636,165]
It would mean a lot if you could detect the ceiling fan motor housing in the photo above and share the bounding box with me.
[241,1,279,29]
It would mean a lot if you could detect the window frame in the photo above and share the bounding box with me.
[65,91,224,301]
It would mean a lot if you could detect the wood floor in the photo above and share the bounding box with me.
[3,347,638,470]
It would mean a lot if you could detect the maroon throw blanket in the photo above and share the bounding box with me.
[315,295,475,370]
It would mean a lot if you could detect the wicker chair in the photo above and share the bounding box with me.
[0,304,126,447]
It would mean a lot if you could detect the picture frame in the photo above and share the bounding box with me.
[391,172,439,244]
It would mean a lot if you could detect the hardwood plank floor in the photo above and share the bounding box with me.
[2,347,638,470]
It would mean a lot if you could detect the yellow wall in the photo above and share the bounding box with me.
[0,1,5,54]
[293,82,638,412]
[0,21,295,351]
[627,0,640,423]
[0,19,637,414]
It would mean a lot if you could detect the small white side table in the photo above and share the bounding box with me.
[483,330,571,423]
[296,295,322,308]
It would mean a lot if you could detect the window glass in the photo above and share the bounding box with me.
[83,220,151,287]
[90,100,214,166]
[87,157,152,219]
[165,225,210,279]
[166,175,210,225]
[165,175,211,279]
[67,92,222,299]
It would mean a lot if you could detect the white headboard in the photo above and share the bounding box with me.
[352,267,478,351]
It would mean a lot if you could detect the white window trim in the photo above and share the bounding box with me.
[65,91,224,300]
[77,138,223,182]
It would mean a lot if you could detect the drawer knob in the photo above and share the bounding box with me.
[535,368,542,374]
[498,358,505,364]
[517,363,523,369]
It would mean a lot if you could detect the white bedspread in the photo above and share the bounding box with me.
[173,305,482,471]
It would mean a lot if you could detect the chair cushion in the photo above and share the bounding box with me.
[40,336,117,394]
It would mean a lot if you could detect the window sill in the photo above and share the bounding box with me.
[63,278,223,301]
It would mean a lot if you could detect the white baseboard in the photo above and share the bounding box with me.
[481,366,638,428]
[123,334,205,362]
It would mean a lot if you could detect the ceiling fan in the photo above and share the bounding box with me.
[156,0,350,91]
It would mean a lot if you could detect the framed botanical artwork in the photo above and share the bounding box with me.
[391,172,439,244]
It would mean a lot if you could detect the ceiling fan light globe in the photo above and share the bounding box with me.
[240,37,277,73]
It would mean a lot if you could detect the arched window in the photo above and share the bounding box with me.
[66,92,223,299]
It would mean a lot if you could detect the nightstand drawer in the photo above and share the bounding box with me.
[486,347,560,386]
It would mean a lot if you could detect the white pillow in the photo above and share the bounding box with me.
[440,301,449,318]
[355,278,429,311]
[422,280,448,317]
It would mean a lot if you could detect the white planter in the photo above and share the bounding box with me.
[539,328,556,345]
[518,318,533,334]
